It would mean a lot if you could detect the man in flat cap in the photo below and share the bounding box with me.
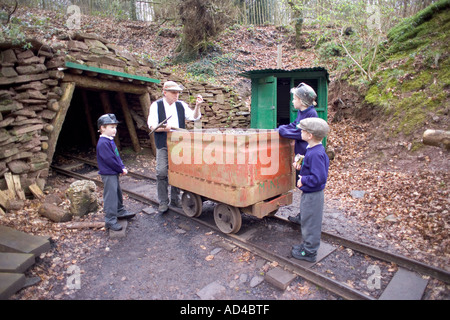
[148,81,203,213]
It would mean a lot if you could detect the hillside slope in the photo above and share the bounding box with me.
[363,0,449,145]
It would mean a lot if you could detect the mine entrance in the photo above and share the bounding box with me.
[48,63,158,167]
[55,88,149,155]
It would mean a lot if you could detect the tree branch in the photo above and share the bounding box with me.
[338,27,371,81]
[2,0,18,24]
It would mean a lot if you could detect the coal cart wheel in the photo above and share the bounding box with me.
[181,191,203,217]
[213,203,242,234]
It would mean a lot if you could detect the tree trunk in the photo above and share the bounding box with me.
[64,221,105,229]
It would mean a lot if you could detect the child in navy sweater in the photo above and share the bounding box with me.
[278,83,318,225]
[278,83,318,156]
[96,114,135,231]
[291,117,330,262]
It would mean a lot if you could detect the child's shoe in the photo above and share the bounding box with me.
[158,203,169,213]
[288,214,301,225]
[106,221,123,231]
[291,246,316,262]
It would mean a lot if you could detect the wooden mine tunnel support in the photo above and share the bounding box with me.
[62,74,148,95]
[60,74,156,155]
[118,92,141,153]
[139,92,156,156]
[99,91,121,149]
[47,82,76,165]
[81,90,97,148]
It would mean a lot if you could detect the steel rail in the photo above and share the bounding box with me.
[57,156,450,284]
[52,163,373,300]
[196,218,374,300]
[58,154,156,181]
[320,231,450,284]
[51,161,450,298]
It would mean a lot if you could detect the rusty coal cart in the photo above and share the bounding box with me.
[167,129,295,234]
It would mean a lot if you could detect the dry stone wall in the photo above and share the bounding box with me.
[0,32,249,196]
[153,70,250,130]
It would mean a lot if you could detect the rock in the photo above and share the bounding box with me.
[239,273,248,283]
[0,67,18,78]
[16,64,47,75]
[7,160,30,174]
[385,214,398,222]
[1,49,18,64]
[44,193,63,206]
[350,190,366,199]
[84,39,109,54]
[38,203,71,222]
[249,275,264,288]
[196,280,226,300]
[66,180,99,217]
[67,40,89,52]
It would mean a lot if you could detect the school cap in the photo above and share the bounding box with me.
[297,117,330,139]
[163,81,184,92]
[97,113,120,129]
[291,82,317,106]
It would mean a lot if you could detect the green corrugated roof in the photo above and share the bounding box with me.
[239,67,329,82]
[65,62,160,84]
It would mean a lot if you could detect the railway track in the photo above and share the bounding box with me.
[51,154,450,300]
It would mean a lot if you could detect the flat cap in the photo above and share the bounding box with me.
[163,81,183,92]
[297,117,330,139]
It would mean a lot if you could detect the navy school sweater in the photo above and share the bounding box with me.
[278,106,318,156]
[299,143,329,193]
[96,136,125,175]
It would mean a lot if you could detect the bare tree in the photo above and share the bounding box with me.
[176,0,236,61]
[1,0,18,24]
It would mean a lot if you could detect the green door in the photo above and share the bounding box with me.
[251,76,277,129]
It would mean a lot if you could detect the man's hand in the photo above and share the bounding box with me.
[154,125,171,132]
[196,94,204,105]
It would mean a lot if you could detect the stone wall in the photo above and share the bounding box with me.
[0,33,250,194]
[0,45,60,193]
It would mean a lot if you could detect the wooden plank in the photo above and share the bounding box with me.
[0,190,9,209]
[63,74,148,94]
[12,175,25,200]
[139,92,151,119]
[0,272,26,300]
[47,82,76,166]
[0,225,51,256]
[28,183,45,200]
[0,252,35,273]
[3,172,16,199]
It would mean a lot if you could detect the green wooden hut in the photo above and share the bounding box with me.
[239,67,329,129]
